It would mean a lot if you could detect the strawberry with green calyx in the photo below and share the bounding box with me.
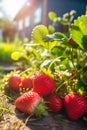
[45,94,63,112]
[64,93,87,120]
[14,91,48,117]
[32,73,56,96]
[9,74,21,90]
[34,99,48,118]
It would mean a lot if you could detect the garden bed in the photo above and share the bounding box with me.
[1,106,87,130]
[1,84,87,130]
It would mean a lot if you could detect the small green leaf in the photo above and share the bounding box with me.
[52,32,68,41]
[48,41,57,50]
[80,74,87,86]
[48,25,55,33]
[51,46,65,56]
[11,52,24,60]
[31,25,57,50]
[44,32,68,42]
[48,11,57,21]
[31,25,48,45]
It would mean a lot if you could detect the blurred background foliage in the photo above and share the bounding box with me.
[0,36,23,64]
[0,18,16,41]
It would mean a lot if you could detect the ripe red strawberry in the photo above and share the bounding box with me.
[21,77,33,89]
[14,91,41,114]
[9,74,21,90]
[46,94,63,112]
[64,93,87,120]
[32,73,55,96]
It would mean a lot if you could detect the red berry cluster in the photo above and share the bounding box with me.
[8,74,33,90]
[8,73,87,120]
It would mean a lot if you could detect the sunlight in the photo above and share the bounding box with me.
[3,0,26,19]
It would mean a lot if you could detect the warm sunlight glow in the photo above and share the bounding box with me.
[27,1,31,6]
[3,0,26,19]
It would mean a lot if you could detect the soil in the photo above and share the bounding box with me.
[1,105,87,130]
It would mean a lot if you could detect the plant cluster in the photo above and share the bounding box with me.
[1,10,87,123]
[48,10,76,28]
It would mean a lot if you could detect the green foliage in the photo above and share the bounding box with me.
[48,12,57,21]
[32,25,48,43]
[10,11,87,97]
[0,41,23,64]
[48,10,76,30]
[76,76,87,96]
[70,15,87,50]
[11,52,27,61]
[31,25,52,50]
[44,32,68,42]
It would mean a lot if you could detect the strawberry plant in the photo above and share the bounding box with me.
[1,10,87,129]
[48,10,76,32]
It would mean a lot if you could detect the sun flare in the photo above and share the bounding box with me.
[3,0,26,18]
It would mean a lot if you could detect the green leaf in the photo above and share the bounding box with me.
[80,74,87,86]
[31,25,57,50]
[11,52,26,61]
[48,11,57,21]
[76,78,87,96]
[48,25,55,33]
[76,79,85,89]
[52,32,68,41]
[31,25,48,45]
[70,15,87,50]
[44,32,68,42]
[48,41,57,50]
[51,46,65,56]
